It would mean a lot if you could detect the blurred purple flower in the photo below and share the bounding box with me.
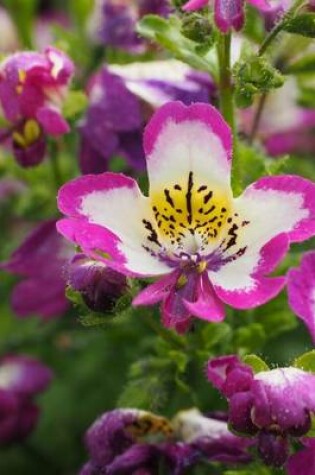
[1,219,72,320]
[207,355,315,467]
[0,47,74,167]
[0,354,52,444]
[240,78,315,156]
[0,178,26,200]
[80,408,252,474]
[88,0,170,51]
[79,61,214,174]
[287,251,315,344]
[68,253,128,313]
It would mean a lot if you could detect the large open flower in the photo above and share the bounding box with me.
[57,101,315,332]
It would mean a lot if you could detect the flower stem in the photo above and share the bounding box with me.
[49,141,62,191]
[140,311,187,351]
[258,0,307,56]
[248,92,268,144]
[217,33,241,194]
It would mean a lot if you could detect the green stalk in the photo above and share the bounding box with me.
[217,33,241,194]
[49,140,63,191]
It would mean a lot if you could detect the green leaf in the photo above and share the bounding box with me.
[243,354,269,373]
[283,13,315,38]
[254,294,298,339]
[234,323,266,353]
[286,53,315,73]
[62,91,88,119]
[233,56,284,108]
[202,322,232,350]
[306,415,315,437]
[69,0,94,29]
[3,0,37,48]
[293,350,315,373]
[137,15,216,76]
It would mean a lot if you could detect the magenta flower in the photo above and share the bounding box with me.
[1,219,71,320]
[287,251,315,344]
[182,0,286,32]
[207,355,315,467]
[0,354,52,444]
[58,101,315,333]
[287,439,315,475]
[80,408,251,474]
[0,47,74,166]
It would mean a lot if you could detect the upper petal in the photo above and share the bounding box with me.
[144,101,232,192]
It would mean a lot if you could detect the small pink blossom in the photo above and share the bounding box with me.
[0,47,74,166]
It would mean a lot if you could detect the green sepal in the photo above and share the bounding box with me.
[242,354,270,374]
[293,350,315,373]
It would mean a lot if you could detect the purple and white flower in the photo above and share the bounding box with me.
[58,101,315,333]
[0,354,52,444]
[79,62,214,174]
[1,219,71,320]
[80,407,251,474]
[0,47,74,166]
[287,251,315,344]
[207,355,315,466]
[240,78,315,157]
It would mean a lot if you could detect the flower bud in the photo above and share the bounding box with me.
[181,14,213,43]
[68,255,128,313]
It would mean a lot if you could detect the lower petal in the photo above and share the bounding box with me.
[213,276,286,309]
[36,106,70,136]
[183,272,225,322]
[133,271,179,306]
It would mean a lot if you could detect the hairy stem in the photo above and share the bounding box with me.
[248,92,268,144]
[217,33,241,194]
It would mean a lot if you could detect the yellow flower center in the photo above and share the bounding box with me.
[150,171,232,251]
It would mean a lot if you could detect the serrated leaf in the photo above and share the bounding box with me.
[293,350,315,373]
[243,354,269,373]
[137,15,216,75]
[284,13,315,38]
